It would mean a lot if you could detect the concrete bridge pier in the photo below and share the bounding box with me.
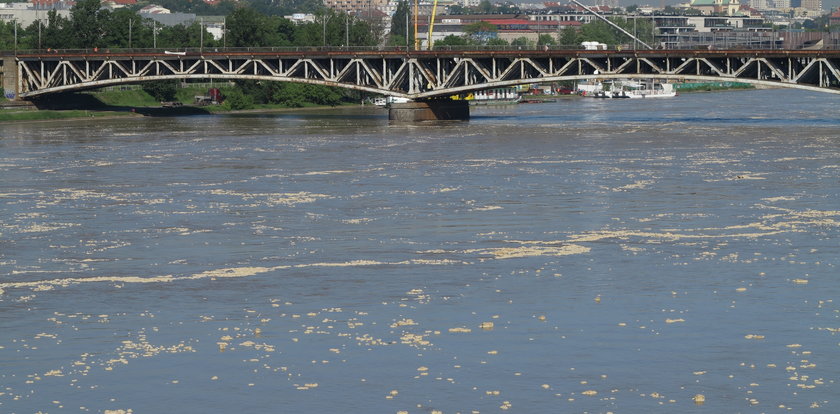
[389,100,469,121]
[1,57,18,100]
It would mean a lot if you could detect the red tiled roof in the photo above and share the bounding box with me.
[480,19,580,27]
[482,19,548,25]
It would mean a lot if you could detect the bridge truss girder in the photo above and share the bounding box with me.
[15,51,840,98]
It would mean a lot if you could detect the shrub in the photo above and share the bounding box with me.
[142,81,178,102]
[221,88,254,110]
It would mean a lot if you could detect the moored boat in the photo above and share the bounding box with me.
[578,80,676,99]
[373,96,411,107]
[623,81,677,98]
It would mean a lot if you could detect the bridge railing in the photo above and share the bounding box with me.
[12,42,839,56]
[15,45,615,55]
[10,39,840,57]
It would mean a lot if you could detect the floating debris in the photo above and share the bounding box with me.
[448,327,472,333]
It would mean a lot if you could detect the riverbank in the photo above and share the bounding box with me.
[0,105,363,123]
[0,108,142,122]
[674,81,754,93]
[0,87,364,123]
[0,81,758,123]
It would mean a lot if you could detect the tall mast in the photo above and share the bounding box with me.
[413,0,419,50]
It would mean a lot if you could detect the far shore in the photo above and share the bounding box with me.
[0,81,759,124]
[0,102,374,124]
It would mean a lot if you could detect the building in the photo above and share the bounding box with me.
[30,0,73,9]
[323,0,388,15]
[139,4,171,14]
[102,0,137,8]
[748,0,769,10]
[0,2,71,27]
[417,14,581,47]
[830,9,840,26]
[799,0,821,11]
[596,0,619,8]
[530,11,599,24]
[689,0,741,15]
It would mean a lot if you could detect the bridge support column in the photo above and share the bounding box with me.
[389,100,469,121]
[1,57,19,101]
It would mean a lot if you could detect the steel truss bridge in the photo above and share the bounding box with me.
[10,48,840,99]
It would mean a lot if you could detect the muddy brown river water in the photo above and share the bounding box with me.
[1,89,839,413]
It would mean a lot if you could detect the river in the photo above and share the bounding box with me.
[1,89,839,413]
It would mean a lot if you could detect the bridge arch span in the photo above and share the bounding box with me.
[20,74,411,100]
[13,50,840,100]
[21,73,840,101]
[424,74,840,99]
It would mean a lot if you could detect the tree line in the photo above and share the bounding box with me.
[0,0,656,110]
[429,18,655,48]
[0,0,380,50]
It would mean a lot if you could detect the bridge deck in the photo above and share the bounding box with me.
[9,48,840,99]
[15,49,840,59]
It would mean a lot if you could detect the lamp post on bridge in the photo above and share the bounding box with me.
[633,13,637,50]
[322,14,328,47]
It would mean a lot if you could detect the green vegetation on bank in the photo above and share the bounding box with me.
[92,88,162,107]
[0,80,365,122]
[125,80,364,111]
[0,109,136,122]
[674,82,754,92]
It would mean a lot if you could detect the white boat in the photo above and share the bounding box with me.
[373,96,411,107]
[449,87,521,105]
[469,88,521,105]
[622,81,676,98]
[579,80,628,98]
[576,80,603,96]
[578,80,676,99]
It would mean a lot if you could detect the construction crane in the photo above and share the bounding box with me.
[427,0,439,50]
